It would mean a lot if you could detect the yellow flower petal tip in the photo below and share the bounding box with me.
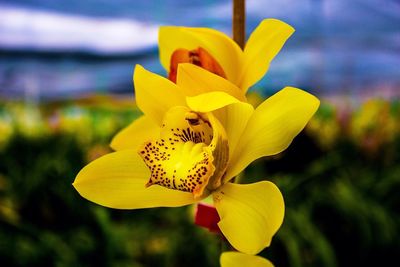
[214,181,284,254]
[186,91,241,113]
[220,252,274,267]
[284,86,320,109]
[259,18,295,35]
[133,64,185,125]
[240,19,295,91]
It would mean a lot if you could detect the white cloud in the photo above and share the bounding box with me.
[0,5,159,53]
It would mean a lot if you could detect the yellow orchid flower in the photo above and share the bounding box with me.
[159,18,294,92]
[73,65,319,255]
[220,252,274,267]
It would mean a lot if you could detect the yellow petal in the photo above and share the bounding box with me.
[224,87,319,182]
[240,19,294,92]
[217,102,254,160]
[73,150,196,209]
[213,181,285,255]
[110,115,160,151]
[134,65,186,125]
[220,252,274,267]
[159,26,243,84]
[177,63,246,101]
[186,91,240,113]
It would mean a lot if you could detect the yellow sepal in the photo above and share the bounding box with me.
[225,87,320,181]
[73,150,196,209]
[213,181,284,255]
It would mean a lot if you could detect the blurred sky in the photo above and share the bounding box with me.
[0,0,399,100]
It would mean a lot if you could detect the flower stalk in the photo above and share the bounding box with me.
[233,0,246,49]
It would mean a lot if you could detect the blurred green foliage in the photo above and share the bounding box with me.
[0,97,399,266]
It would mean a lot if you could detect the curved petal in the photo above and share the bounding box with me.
[73,150,197,209]
[110,115,160,151]
[159,26,243,84]
[186,91,240,113]
[213,181,285,255]
[224,87,319,182]
[177,63,246,101]
[220,252,274,267]
[240,19,294,92]
[215,102,254,160]
[134,65,186,125]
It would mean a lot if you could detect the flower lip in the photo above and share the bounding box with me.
[138,106,228,199]
[169,47,226,83]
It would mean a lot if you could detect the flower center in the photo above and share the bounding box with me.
[138,106,228,198]
[168,47,227,83]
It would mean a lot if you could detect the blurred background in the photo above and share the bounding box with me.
[0,0,399,266]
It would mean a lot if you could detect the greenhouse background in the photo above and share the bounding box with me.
[0,0,399,266]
